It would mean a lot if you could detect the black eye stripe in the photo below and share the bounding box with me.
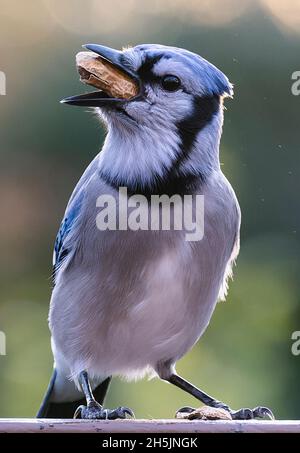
[137,54,178,85]
[138,57,183,93]
[137,55,163,83]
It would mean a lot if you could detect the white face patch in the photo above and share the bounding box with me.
[98,112,182,189]
[152,58,201,95]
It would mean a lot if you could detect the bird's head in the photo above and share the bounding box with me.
[62,44,233,192]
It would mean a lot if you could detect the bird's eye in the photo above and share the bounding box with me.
[161,75,181,92]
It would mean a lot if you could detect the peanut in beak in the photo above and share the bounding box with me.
[76,51,139,100]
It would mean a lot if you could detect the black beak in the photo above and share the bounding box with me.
[61,44,140,107]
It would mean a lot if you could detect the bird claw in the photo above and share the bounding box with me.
[74,404,86,419]
[210,400,275,420]
[106,406,135,420]
[74,401,135,420]
[176,404,275,421]
[230,405,275,420]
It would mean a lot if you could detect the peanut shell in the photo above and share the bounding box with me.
[76,51,139,99]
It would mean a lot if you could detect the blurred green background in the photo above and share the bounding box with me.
[0,0,299,419]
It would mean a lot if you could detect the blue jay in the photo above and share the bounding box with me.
[37,44,273,420]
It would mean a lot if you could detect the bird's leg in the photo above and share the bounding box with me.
[74,371,134,420]
[166,373,274,420]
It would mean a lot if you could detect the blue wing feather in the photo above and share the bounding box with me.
[52,189,84,281]
[52,154,100,282]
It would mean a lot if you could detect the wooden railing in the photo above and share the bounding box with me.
[0,419,299,433]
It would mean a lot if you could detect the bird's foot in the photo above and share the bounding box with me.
[74,401,134,420]
[229,406,274,420]
[176,402,274,421]
[211,400,274,420]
